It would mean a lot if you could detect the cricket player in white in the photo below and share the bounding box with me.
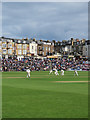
[74,69,78,76]
[26,68,30,78]
[54,69,59,75]
[61,70,64,76]
[49,69,53,74]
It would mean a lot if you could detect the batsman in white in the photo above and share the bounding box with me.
[26,68,30,78]
[74,69,78,76]
[61,69,64,76]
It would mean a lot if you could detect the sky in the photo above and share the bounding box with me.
[2,2,88,41]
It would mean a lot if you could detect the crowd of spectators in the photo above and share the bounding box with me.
[1,57,89,71]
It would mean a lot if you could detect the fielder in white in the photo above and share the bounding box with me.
[49,69,53,74]
[61,70,64,76]
[26,68,30,78]
[54,68,59,75]
[74,69,78,76]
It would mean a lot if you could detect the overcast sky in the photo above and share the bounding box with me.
[2,2,88,41]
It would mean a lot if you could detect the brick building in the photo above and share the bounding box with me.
[37,40,54,56]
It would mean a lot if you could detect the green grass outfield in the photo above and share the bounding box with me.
[2,71,88,118]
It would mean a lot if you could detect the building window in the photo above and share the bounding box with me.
[53,48,54,52]
[23,44,27,49]
[23,50,27,55]
[3,49,7,54]
[2,43,6,48]
[18,50,22,55]
[49,47,50,51]
[8,44,12,48]
[8,49,12,54]
[18,44,22,49]
[32,46,34,52]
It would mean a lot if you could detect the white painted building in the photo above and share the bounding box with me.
[29,41,37,56]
